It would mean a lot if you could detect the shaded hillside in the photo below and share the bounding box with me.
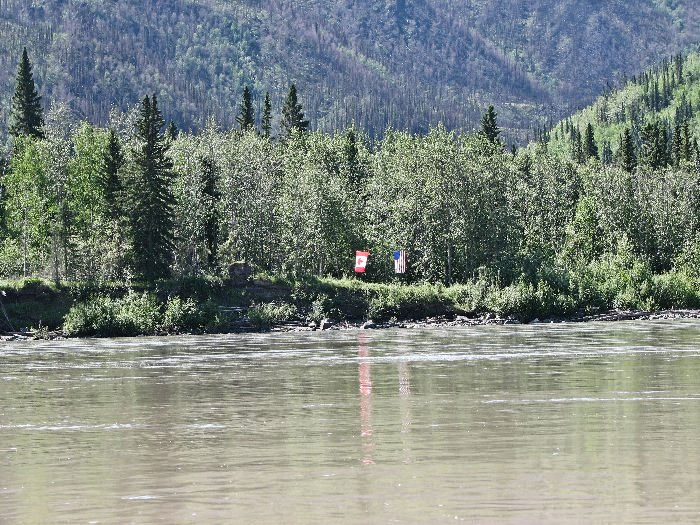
[2,0,700,144]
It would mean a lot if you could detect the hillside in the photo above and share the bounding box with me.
[546,47,700,161]
[2,0,700,144]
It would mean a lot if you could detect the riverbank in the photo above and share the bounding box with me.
[4,308,700,341]
[2,274,700,340]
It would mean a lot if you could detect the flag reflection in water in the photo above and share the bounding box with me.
[398,356,412,464]
[357,331,374,465]
[357,333,413,465]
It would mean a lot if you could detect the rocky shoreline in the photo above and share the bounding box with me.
[272,309,700,333]
[3,308,700,342]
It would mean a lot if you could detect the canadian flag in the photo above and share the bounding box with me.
[355,251,370,273]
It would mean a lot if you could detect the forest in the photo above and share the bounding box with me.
[3,46,700,336]
[2,0,700,147]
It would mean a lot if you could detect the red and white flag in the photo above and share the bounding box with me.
[355,251,370,273]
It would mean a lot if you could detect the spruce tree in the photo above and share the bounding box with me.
[200,156,220,269]
[261,92,272,138]
[9,48,44,139]
[682,120,692,163]
[0,156,7,233]
[480,105,501,144]
[166,120,179,141]
[130,94,175,280]
[281,84,309,137]
[236,86,255,131]
[659,126,670,167]
[620,128,637,173]
[103,129,124,220]
[584,123,598,160]
[673,121,683,166]
[343,128,362,186]
[571,128,584,164]
[640,122,668,169]
[602,141,613,165]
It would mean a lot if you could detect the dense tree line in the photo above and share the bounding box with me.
[3,101,700,290]
[3,48,700,321]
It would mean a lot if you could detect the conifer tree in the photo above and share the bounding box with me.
[601,141,613,165]
[281,84,309,137]
[584,123,598,160]
[200,156,220,269]
[682,120,692,163]
[640,122,668,169]
[130,94,175,280]
[9,48,44,139]
[343,128,363,186]
[571,128,584,163]
[261,92,272,138]
[103,129,124,220]
[673,121,683,166]
[480,105,501,144]
[236,86,255,131]
[166,120,179,141]
[0,156,7,232]
[620,128,637,173]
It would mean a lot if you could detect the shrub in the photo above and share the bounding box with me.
[162,296,207,333]
[486,280,540,319]
[63,296,127,337]
[248,302,298,329]
[64,292,161,337]
[569,240,655,311]
[366,284,450,321]
[119,292,161,334]
[446,273,496,314]
[651,272,700,309]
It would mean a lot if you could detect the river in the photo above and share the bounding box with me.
[2,320,700,523]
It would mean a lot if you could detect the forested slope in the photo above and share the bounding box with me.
[547,47,700,163]
[2,0,700,145]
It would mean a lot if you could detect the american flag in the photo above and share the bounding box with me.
[393,250,406,274]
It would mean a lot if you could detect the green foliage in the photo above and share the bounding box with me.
[9,48,44,139]
[281,84,309,137]
[63,291,225,337]
[569,240,656,310]
[129,94,175,280]
[652,272,700,309]
[674,235,700,278]
[366,284,451,321]
[236,86,255,131]
[4,47,700,324]
[162,296,213,333]
[261,92,272,138]
[247,302,297,329]
[63,295,131,337]
[480,105,501,145]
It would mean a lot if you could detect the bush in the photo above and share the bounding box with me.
[569,240,655,311]
[162,296,208,333]
[119,292,161,334]
[485,280,541,319]
[651,272,700,309]
[248,302,298,329]
[446,270,497,313]
[366,284,451,321]
[64,292,224,337]
[63,296,128,337]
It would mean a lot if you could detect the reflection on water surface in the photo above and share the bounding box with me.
[2,321,700,523]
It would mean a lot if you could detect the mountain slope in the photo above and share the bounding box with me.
[546,47,700,160]
[2,0,700,143]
